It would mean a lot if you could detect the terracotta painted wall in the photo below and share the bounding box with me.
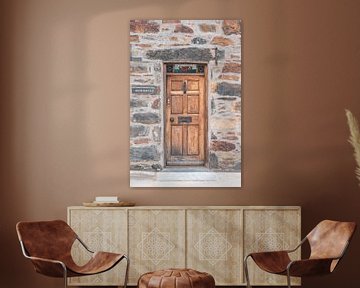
[1,0,360,287]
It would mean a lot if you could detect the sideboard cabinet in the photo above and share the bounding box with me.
[67,206,301,286]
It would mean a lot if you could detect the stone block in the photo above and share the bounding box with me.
[135,44,152,48]
[130,63,149,74]
[130,164,145,170]
[217,96,237,101]
[209,153,219,169]
[130,56,142,62]
[131,76,153,84]
[130,35,139,42]
[130,125,149,138]
[174,24,194,33]
[134,138,151,145]
[222,62,241,73]
[130,20,160,33]
[211,141,236,152]
[211,36,234,46]
[130,164,153,171]
[199,24,217,33]
[232,101,241,113]
[216,131,239,139]
[216,82,241,96]
[130,98,148,108]
[132,112,160,124]
[214,49,225,60]
[191,37,207,45]
[146,47,213,62]
[151,163,163,171]
[152,126,161,142]
[211,117,238,130]
[151,98,160,109]
[222,20,241,35]
[130,145,160,161]
[210,82,218,93]
[219,74,240,81]
[218,158,241,171]
[153,63,162,72]
[211,98,216,115]
[223,135,238,140]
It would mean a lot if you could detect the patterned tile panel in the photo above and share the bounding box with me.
[138,227,175,264]
[244,209,301,286]
[68,209,127,286]
[128,209,186,284]
[187,209,243,285]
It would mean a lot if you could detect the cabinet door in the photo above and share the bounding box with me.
[68,208,127,286]
[187,209,243,285]
[244,209,301,286]
[128,209,186,284]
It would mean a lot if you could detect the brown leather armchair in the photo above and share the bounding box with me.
[244,220,356,288]
[16,220,129,288]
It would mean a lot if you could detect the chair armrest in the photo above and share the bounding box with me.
[26,255,67,278]
[246,251,292,274]
[287,258,336,277]
[19,240,67,277]
[26,255,64,265]
[76,236,94,253]
[246,237,306,259]
[247,250,290,259]
[286,237,307,253]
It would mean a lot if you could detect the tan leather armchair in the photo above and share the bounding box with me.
[16,220,129,288]
[244,220,356,288]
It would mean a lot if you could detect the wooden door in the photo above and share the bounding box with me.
[165,75,206,166]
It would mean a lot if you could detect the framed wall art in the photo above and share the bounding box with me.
[130,20,242,187]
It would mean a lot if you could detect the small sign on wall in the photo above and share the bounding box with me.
[131,85,158,95]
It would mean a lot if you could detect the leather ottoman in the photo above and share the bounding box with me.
[138,268,215,288]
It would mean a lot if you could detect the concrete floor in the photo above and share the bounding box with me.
[130,169,241,187]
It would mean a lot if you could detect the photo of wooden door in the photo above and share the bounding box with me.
[165,75,206,166]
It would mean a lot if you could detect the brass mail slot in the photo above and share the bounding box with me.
[178,116,192,124]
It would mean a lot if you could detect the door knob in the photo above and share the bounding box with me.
[170,117,174,123]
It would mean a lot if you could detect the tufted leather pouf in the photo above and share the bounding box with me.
[138,268,215,288]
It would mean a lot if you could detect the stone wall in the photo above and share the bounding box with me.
[130,20,241,171]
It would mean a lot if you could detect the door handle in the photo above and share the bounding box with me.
[182,81,187,94]
[170,117,174,123]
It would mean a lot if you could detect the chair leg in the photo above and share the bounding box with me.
[123,255,130,288]
[62,264,68,288]
[244,255,252,288]
[286,269,291,288]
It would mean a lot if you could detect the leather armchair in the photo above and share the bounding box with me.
[244,220,356,288]
[16,220,129,288]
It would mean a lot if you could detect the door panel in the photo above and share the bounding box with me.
[187,79,199,90]
[187,125,199,155]
[171,96,183,114]
[166,75,206,166]
[187,95,199,113]
[171,79,183,91]
[171,126,183,156]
